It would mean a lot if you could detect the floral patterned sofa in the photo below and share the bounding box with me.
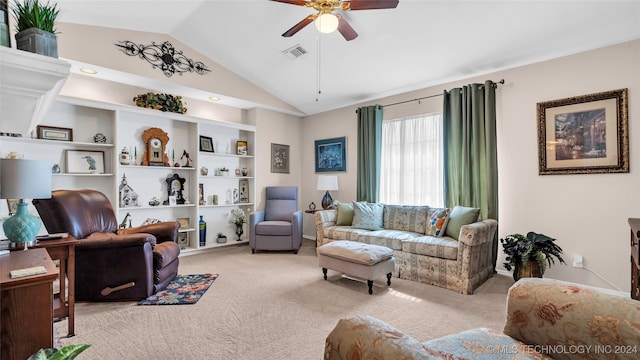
[325,278,640,360]
[314,204,497,294]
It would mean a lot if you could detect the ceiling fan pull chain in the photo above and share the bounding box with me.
[316,34,322,102]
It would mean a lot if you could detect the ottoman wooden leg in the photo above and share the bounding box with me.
[322,268,328,280]
[387,273,392,286]
[367,280,373,295]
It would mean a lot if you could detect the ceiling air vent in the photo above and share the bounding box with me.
[282,44,307,59]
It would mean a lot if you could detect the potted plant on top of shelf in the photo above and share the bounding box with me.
[11,0,60,58]
[133,92,187,114]
[501,231,566,281]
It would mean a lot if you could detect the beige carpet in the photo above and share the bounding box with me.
[57,240,514,360]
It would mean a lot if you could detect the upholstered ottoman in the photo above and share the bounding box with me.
[318,240,395,294]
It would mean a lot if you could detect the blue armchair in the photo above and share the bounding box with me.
[250,186,302,253]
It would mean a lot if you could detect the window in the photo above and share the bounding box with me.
[380,113,443,206]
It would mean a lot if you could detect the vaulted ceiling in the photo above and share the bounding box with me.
[55,0,640,115]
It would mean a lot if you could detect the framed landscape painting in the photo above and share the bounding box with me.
[315,137,346,172]
[537,88,628,175]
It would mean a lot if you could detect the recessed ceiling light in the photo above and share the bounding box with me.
[79,68,97,74]
[209,96,220,101]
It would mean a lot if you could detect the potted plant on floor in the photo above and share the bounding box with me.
[11,0,60,57]
[501,231,566,281]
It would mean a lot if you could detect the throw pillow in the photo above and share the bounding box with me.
[445,206,481,240]
[426,208,450,237]
[335,202,355,226]
[351,202,384,230]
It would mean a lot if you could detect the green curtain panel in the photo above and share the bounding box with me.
[356,105,383,202]
[443,80,499,269]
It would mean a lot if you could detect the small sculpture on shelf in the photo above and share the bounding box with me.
[51,163,61,174]
[119,174,139,207]
[148,197,160,206]
[119,212,132,229]
[200,166,208,176]
[181,150,192,167]
[93,133,107,143]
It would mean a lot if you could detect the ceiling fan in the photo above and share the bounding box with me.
[271,0,399,41]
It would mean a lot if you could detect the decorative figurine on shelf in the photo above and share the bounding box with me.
[141,127,169,166]
[235,168,241,176]
[148,197,160,206]
[229,208,247,241]
[93,133,107,143]
[51,163,61,174]
[200,166,208,176]
[119,174,139,207]
[212,194,219,205]
[181,150,192,167]
[119,212,132,229]
[119,147,132,165]
[199,215,207,247]
[163,173,186,205]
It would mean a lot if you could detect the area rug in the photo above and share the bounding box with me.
[138,274,218,305]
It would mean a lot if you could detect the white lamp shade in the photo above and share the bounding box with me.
[315,13,339,34]
[0,159,52,199]
[317,175,339,191]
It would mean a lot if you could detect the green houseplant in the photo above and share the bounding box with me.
[28,344,90,360]
[501,231,566,281]
[133,92,187,114]
[11,0,59,57]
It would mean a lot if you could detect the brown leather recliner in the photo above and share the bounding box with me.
[33,189,180,301]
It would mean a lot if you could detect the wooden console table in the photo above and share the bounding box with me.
[629,218,640,300]
[1,248,58,360]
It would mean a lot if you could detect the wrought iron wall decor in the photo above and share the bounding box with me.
[115,40,210,78]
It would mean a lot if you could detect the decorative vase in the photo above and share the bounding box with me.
[513,261,543,281]
[235,224,243,241]
[199,215,207,247]
[119,147,131,165]
[3,202,40,248]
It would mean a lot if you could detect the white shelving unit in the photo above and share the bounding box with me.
[0,95,257,254]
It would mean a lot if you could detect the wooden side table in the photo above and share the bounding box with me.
[1,248,58,360]
[32,237,78,337]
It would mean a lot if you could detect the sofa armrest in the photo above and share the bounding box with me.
[118,221,180,243]
[325,315,431,360]
[457,219,497,247]
[78,232,156,250]
[314,209,337,246]
[504,278,640,360]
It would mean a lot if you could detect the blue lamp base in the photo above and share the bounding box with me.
[3,201,40,249]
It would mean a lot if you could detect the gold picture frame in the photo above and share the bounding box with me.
[537,88,628,175]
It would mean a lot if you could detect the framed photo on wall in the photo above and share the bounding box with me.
[315,137,346,172]
[66,150,105,173]
[199,135,214,152]
[270,143,289,173]
[537,88,628,175]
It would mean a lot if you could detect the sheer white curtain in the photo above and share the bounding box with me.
[380,113,443,206]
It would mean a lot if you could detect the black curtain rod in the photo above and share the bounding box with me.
[380,79,505,109]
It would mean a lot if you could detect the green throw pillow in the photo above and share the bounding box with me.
[335,202,355,226]
[445,206,481,240]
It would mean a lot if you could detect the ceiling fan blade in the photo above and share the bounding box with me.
[346,0,399,10]
[337,16,358,41]
[270,0,308,6]
[282,14,316,37]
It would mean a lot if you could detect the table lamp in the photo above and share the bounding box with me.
[317,175,338,210]
[1,159,52,249]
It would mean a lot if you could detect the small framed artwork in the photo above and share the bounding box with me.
[239,179,249,203]
[271,143,289,173]
[177,232,188,249]
[66,150,105,173]
[236,141,248,156]
[37,125,73,141]
[6,199,19,216]
[199,183,205,205]
[537,88,629,175]
[199,135,214,152]
[176,217,190,229]
[315,137,346,172]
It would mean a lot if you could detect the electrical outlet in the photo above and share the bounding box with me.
[573,254,584,268]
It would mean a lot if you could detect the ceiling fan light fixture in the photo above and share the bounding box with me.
[315,12,339,33]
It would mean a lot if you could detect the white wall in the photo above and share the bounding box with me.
[301,40,640,292]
